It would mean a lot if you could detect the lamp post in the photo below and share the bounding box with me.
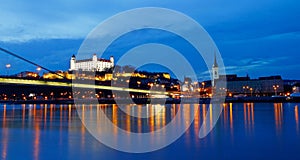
[273,85,279,96]
[201,82,205,98]
[137,81,141,87]
[36,67,41,77]
[202,82,205,89]
[5,64,11,76]
[242,85,252,96]
[243,85,248,96]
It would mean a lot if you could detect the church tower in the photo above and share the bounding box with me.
[70,54,76,71]
[212,53,219,87]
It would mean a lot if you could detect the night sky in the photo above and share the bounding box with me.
[0,0,299,80]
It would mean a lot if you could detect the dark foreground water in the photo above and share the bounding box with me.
[0,103,299,160]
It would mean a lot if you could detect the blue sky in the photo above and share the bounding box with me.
[0,0,299,80]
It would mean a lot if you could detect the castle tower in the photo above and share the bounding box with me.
[92,53,97,61]
[70,54,76,71]
[212,52,219,87]
[110,56,114,67]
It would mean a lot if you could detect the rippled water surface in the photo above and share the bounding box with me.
[0,103,300,160]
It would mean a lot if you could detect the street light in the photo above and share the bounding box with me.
[36,66,41,77]
[201,82,205,98]
[5,64,11,76]
[243,85,249,96]
[273,85,279,96]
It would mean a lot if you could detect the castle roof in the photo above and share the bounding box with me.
[75,58,111,63]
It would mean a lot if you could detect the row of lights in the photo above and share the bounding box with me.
[4,64,41,75]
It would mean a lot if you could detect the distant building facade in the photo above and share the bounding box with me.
[70,54,114,72]
[207,74,285,96]
[292,83,300,93]
[223,75,284,96]
[210,54,284,96]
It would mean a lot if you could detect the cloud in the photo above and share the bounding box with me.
[1,0,299,43]
[0,11,98,43]
[221,31,300,45]
[0,0,299,79]
[0,1,110,43]
[197,56,289,80]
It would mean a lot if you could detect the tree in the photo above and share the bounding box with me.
[113,65,122,73]
[103,67,113,73]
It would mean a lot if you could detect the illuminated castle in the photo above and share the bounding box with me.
[69,54,114,72]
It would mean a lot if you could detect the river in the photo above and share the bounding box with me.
[0,103,299,159]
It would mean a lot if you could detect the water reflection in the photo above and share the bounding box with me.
[2,104,7,160]
[91,104,183,149]
[220,103,235,141]
[33,112,40,160]
[295,105,299,134]
[274,103,283,135]
[243,103,255,135]
[85,104,180,134]
[230,103,233,131]
[0,103,300,159]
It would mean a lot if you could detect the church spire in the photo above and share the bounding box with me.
[213,52,218,68]
[212,51,219,87]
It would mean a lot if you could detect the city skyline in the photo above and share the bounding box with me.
[1,1,300,159]
[0,0,299,80]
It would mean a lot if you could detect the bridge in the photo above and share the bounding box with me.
[0,47,190,102]
[0,77,170,95]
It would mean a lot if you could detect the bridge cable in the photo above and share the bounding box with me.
[0,47,65,79]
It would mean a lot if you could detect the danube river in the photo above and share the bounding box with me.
[0,103,300,159]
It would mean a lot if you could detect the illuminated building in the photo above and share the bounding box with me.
[202,54,285,96]
[225,75,284,96]
[293,84,300,93]
[202,74,284,96]
[17,71,39,78]
[182,77,193,92]
[43,70,77,80]
[70,54,114,72]
[95,73,113,81]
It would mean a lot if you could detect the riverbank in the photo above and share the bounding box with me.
[1,96,300,104]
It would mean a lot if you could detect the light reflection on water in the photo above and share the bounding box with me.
[296,105,299,134]
[274,103,283,135]
[0,103,300,159]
